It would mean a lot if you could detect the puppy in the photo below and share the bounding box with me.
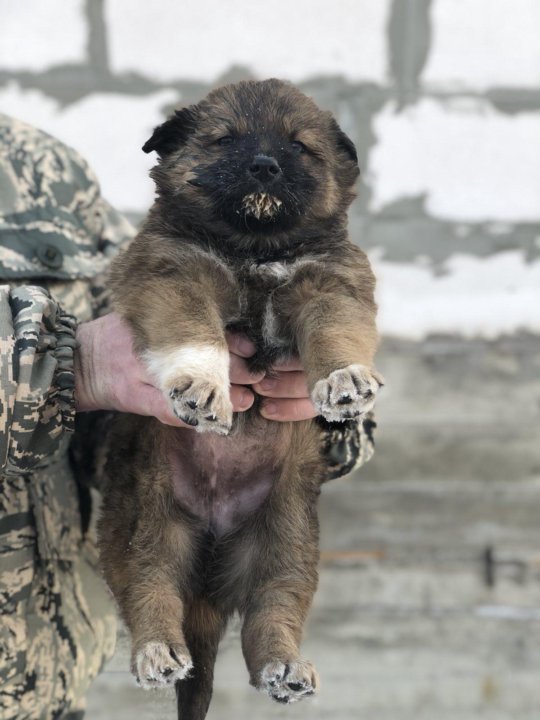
[98,79,382,720]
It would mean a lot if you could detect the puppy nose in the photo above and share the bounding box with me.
[249,155,282,182]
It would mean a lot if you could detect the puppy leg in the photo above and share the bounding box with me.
[101,502,195,689]
[111,241,240,433]
[295,293,383,422]
[272,252,382,423]
[127,565,192,690]
[240,463,321,704]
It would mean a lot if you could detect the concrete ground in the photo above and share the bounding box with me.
[86,335,540,720]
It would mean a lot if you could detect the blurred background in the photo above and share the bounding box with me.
[1,1,540,718]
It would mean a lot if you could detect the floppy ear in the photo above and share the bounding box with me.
[142,106,199,156]
[330,119,358,164]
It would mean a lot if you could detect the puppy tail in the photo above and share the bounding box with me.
[176,602,226,720]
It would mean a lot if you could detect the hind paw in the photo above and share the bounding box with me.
[133,641,193,689]
[259,659,319,704]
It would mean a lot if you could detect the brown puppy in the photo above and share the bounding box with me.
[98,79,382,720]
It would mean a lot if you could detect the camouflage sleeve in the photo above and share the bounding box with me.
[0,284,77,475]
[319,413,376,480]
[88,198,135,318]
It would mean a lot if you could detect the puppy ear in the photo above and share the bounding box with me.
[330,119,358,164]
[142,106,199,156]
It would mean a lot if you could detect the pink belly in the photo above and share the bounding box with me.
[165,426,283,535]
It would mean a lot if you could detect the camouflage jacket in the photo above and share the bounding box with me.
[0,114,134,720]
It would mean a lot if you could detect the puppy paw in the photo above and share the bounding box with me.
[169,377,233,434]
[312,364,383,422]
[133,641,193,689]
[144,345,232,434]
[258,659,319,704]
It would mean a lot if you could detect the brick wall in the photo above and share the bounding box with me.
[1,0,539,340]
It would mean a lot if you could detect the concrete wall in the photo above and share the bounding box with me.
[1,1,539,718]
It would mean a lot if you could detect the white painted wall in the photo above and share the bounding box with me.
[373,251,540,339]
[0,83,178,212]
[424,0,540,90]
[106,0,391,83]
[369,99,540,223]
[0,0,86,71]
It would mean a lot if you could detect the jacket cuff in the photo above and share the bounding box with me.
[50,309,78,433]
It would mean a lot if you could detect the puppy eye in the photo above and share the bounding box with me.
[217,136,234,146]
[291,141,306,154]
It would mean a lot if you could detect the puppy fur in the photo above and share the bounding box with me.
[98,79,382,719]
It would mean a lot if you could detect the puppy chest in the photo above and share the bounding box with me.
[232,261,298,357]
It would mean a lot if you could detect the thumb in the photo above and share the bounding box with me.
[130,383,189,427]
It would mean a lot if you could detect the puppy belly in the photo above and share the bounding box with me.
[165,428,281,536]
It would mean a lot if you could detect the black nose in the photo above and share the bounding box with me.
[249,155,282,182]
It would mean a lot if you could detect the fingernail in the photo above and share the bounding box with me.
[262,402,277,416]
[239,389,252,409]
[259,377,276,391]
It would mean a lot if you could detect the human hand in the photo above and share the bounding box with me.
[74,312,264,427]
[253,357,318,422]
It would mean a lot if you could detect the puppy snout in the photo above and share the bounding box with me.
[249,155,282,183]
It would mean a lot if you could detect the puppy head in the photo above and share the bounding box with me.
[144,79,359,238]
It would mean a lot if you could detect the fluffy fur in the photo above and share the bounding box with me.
[98,79,382,720]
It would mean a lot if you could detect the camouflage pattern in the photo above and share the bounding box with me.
[321,413,376,481]
[0,114,134,720]
[0,113,374,719]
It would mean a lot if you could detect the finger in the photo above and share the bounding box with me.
[226,331,257,358]
[270,356,304,372]
[229,353,265,384]
[230,385,255,412]
[128,383,191,427]
[259,397,318,422]
[253,371,309,399]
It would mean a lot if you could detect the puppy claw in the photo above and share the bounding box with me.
[168,377,233,434]
[176,413,199,427]
[312,363,383,423]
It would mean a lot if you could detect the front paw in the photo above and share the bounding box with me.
[312,364,383,422]
[169,377,233,434]
[144,345,232,434]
